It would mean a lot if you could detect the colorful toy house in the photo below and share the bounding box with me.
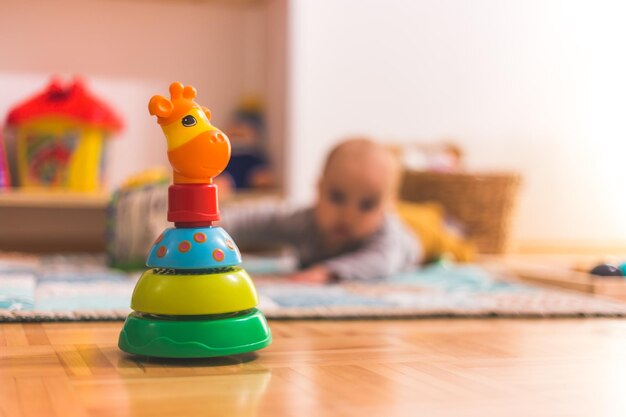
[5,79,123,192]
[0,132,9,188]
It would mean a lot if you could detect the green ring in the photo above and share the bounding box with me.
[118,309,272,358]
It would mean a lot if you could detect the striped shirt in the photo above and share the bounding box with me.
[219,201,422,282]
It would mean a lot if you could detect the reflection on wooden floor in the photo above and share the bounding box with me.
[2,319,626,417]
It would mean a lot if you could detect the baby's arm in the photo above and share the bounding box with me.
[289,265,334,284]
[218,200,295,247]
[317,218,422,282]
[288,239,417,284]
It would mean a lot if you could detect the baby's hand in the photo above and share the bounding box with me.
[288,265,333,285]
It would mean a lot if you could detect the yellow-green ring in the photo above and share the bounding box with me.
[131,268,258,315]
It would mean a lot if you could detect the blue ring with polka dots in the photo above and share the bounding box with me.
[146,227,242,270]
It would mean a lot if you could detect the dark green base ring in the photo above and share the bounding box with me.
[118,309,272,358]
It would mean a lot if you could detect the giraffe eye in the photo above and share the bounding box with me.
[181,115,197,127]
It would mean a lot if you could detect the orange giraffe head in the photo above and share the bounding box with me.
[148,82,231,184]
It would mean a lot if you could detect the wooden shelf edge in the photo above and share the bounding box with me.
[0,189,110,208]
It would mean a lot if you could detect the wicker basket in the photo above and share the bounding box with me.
[400,170,521,254]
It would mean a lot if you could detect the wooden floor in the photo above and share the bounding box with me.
[3,319,626,417]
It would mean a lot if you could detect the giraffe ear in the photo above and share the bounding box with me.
[202,106,212,121]
[149,95,174,118]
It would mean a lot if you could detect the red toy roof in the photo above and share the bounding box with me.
[6,78,123,132]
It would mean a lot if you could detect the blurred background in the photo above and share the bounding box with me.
[1,0,625,255]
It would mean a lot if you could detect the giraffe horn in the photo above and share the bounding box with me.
[183,85,197,99]
[169,82,184,99]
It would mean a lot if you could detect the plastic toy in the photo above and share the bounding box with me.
[223,95,273,190]
[0,131,9,188]
[589,263,624,277]
[118,82,271,358]
[106,167,170,271]
[5,78,123,192]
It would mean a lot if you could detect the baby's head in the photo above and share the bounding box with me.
[315,138,400,249]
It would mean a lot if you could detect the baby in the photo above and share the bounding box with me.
[219,138,423,283]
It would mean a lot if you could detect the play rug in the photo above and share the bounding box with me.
[2,253,626,322]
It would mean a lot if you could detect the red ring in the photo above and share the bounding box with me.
[156,246,167,258]
[178,240,192,253]
[212,249,225,262]
[193,233,207,243]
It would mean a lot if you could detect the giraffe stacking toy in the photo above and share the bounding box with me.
[118,82,271,358]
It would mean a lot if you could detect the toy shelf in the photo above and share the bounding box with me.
[0,189,109,208]
[0,189,109,253]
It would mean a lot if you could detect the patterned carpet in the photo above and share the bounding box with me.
[2,253,626,321]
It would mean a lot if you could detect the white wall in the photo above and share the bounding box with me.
[287,0,626,247]
[0,0,270,189]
